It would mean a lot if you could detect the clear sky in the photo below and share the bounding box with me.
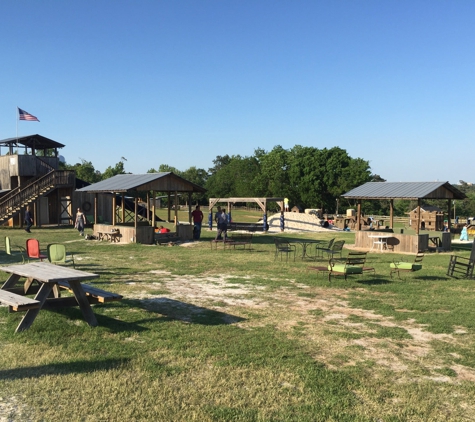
[1,1,474,184]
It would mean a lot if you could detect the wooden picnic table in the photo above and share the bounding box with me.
[0,262,121,333]
[97,230,120,242]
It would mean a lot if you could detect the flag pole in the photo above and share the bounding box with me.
[16,106,18,140]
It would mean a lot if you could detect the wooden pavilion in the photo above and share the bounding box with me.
[77,173,206,244]
[342,181,466,234]
[342,181,466,253]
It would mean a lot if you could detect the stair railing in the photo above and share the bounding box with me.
[0,170,75,221]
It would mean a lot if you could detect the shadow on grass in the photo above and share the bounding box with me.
[48,306,151,333]
[356,277,393,285]
[130,298,246,326]
[0,357,129,381]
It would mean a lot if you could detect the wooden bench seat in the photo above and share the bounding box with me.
[0,290,40,311]
[57,281,123,303]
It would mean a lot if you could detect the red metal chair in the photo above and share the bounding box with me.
[26,238,47,261]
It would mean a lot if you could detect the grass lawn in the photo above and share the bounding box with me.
[1,223,475,421]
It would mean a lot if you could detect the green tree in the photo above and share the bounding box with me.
[181,166,209,204]
[64,159,101,184]
[102,157,127,180]
[205,154,261,199]
[288,146,371,211]
[252,146,290,198]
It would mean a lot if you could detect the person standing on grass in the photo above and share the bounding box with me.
[460,224,469,241]
[24,206,33,233]
[75,207,87,236]
[191,205,204,240]
[215,209,228,241]
[214,206,222,238]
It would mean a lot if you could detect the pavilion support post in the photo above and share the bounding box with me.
[94,194,98,224]
[416,199,421,235]
[112,194,117,226]
[134,197,138,236]
[357,200,362,231]
[152,191,156,228]
[174,191,178,224]
[447,199,452,230]
[389,199,394,229]
[167,193,171,222]
[188,193,192,224]
[146,191,150,225]
[121,193,125,223]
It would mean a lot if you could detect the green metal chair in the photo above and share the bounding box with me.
[274,237,296,262]
[390,252,424,279]
[5,236,26,263]
[314,238,335,259]
[47,244,75,268]
[325,240,346,259]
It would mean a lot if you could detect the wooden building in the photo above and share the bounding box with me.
[408,205,444,231]
[0,134,112,227]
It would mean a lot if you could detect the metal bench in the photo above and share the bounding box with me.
[211,234,253,250]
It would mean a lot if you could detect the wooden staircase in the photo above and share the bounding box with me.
[0,169,75,226]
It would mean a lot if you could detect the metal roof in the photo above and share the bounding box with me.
[0,134,65,150]
[76,172,206,194]
[342,182,466,200]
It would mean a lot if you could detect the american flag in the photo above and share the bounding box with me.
[18,108,40,122]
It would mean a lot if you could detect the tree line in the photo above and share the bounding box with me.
[61,146,475,218]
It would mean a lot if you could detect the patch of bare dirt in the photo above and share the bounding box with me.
[122,270,475,384]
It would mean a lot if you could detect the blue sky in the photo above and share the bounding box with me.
[1,1,474,184]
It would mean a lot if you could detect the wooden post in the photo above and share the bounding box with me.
[112,194,116,225]
[152,191,156,228]
[121,193,125,223]
[134,197,138,237]
[57,189,60,226]
[188,193,192,224]
[34,201,40,228]
[447,199,452,230]
[389,199,394,229]
[94,193,98,224]
[146,191,150,224]
[416,199,421,235]
[174,191,178,222]
[357,200,362,231]
[167,193,171,222]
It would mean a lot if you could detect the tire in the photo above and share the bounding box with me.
[82,201,92,212]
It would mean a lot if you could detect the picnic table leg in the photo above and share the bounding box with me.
[68,281,98,327]
[16,282,54,332]
[1,274,21,290]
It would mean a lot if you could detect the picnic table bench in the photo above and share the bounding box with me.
[210,233,253,250]
[0,289,40,312]
[97,229,120,242]
[57,281,123,303]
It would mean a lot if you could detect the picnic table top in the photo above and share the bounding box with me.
[0,262,99,283]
